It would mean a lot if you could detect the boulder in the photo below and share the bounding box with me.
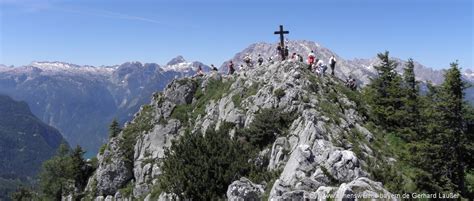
[163,79,197,105]
[340,177,397,201]
[325,150,362,182]
[226,177,264,201]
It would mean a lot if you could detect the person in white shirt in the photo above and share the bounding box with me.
[244,54,252,67]
[316,59,324,68]
[194,65,204,77]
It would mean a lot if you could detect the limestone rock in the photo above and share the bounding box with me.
[133,119,182,196]
[104,195,114,201]
[163,79,197,105]
[268,137,290,171]
[325,150,361,182]
[340,177,397,200]
[226,177,264,201]
[158,192,179,201]
[94,138,133,196]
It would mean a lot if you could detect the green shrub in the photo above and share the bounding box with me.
[169,104,193,125]
[335,83,368,118]
[320,166,338,185]
[38,144,95,200]
[273,88,286,100]
[10,186,36,201]
[158,123,250,200]
[236,108,295,149]
[232,82,259,107]
[98,144,107,155]
[170,78,234,127]
[302,95,310,103]
[119,104,154,167]
[319,100,342,124]
[467,171,474,197]
[149,185,162,200]
[118,182,133,198]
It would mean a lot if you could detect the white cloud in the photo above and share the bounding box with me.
[56,7,164,25]
[1,0,163,25]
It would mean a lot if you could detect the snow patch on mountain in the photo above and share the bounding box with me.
[29,61,116,75]
[166,55,186,66]
[161,62,197,72]
[464,69,474,82]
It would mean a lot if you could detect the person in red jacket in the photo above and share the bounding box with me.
[307,50,316,69]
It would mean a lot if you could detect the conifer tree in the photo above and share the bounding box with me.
[39,144,94,200]
[413,62,473,196]
[70,146,88,191]
[401,58,421,139]
[364,51,405,131]
[39,143,74,200]
[437,62,469,195]
[109,118,121,138]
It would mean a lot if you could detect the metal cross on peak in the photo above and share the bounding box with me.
[274,25,289,59]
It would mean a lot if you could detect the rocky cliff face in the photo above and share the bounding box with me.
[83,60,399,200]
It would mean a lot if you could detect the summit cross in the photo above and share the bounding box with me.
[274,25,289,59]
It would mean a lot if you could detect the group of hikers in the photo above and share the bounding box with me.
[194,44,357,90]
[345,76,357,90]
[306,50,337,77]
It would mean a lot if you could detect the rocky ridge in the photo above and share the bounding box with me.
[81,59,399,200]
[220,40,474,86]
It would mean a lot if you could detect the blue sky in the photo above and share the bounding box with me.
[0,0,472,70]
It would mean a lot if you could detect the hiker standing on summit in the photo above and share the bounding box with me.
[308,50,316,69]
[228,61,235,75]
[210,64,218,72]
[257,54,264,66]
[329,55,337,76]
[244,54,252,67]
[277,45,283,60]
[195,65,204,77]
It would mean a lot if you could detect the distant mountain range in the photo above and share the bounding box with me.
[0,57,209,156]
[0,95,65,200]
[0,41,471,156]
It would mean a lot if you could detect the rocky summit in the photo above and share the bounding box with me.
[80,60,399,200]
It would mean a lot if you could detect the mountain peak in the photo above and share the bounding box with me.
[166,56,186,66]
